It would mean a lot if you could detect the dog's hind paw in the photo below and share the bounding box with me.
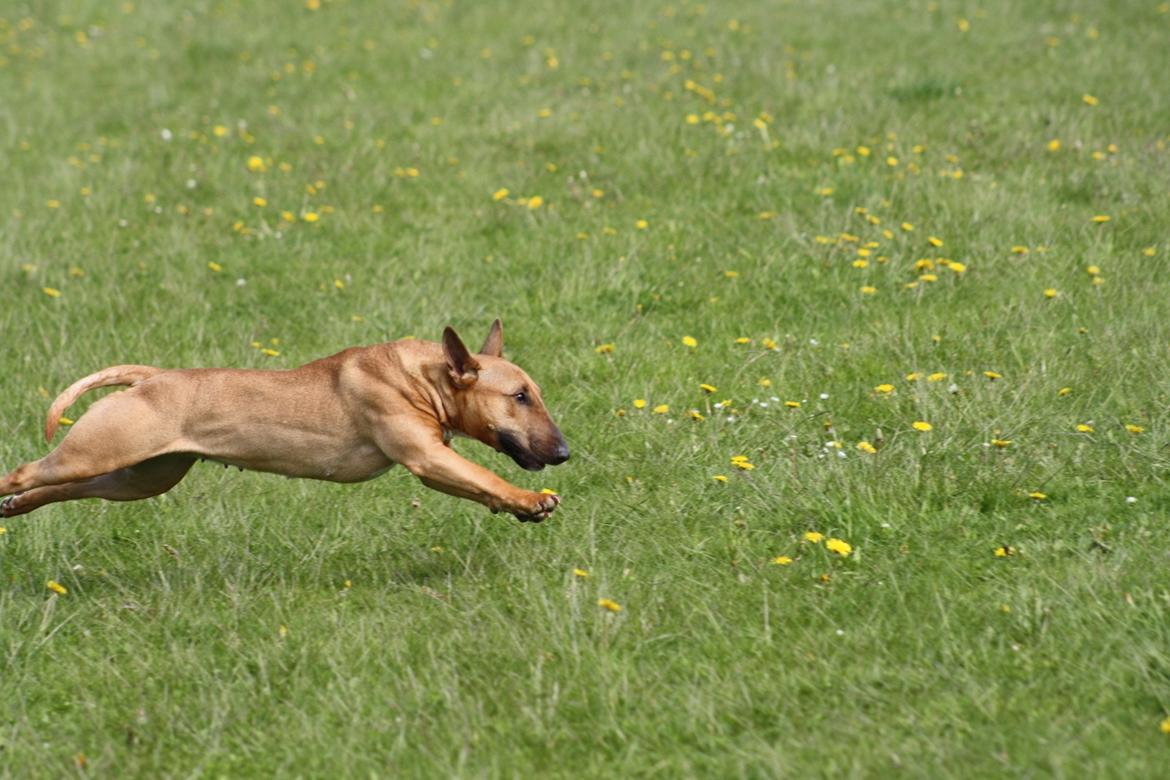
[0,496,15,518]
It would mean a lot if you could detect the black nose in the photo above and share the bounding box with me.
[548,442,570,465]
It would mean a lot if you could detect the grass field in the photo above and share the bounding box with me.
[3,0,1170,776]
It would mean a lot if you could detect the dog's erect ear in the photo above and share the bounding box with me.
[443,327,481,388]
[479,319,504,358]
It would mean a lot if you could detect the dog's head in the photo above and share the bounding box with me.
[442,320,570,472]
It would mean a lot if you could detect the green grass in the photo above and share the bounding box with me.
[3,0,1170,775]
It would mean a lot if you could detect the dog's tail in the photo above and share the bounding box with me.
[45,365,164,442]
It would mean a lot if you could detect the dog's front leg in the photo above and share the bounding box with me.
[383,429,559,522]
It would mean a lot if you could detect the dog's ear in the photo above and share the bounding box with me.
[443,327,481,388]
[479,319,504,358]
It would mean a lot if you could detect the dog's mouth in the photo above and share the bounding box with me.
[497,430,546,472]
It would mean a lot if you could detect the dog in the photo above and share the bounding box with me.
[0,320,569,522]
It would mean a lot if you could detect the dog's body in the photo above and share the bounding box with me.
[0,321,568,521]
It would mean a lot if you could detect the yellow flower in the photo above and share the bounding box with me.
[261,348,280,357]
[994,545,1016,557]
[635,219,649,230]
[689,410,705,421]
[253,197,267,207]
[1028,491,1048,500]
[771,555,793,566]
[1125,424,1145,434]
[856,441,877,454]
[653,404,669,414]
[991,439,1012,448]
[928,236,944,248]
[42,287,62,298]
[1086,265,1101,276]
[302,211,320,222]
[1160,717,1170,735]
[574,568,589,578]
[47,580,68,595]
[803,531,825,543]
[594,343,614,354]
[712,474,728,483]
[633,399,646,409]
[1076,423,1094,433]
[699,383,717,393]
[492,187,509,201]
[825,538,852,556]
[912,421,933,432]
[681,335,698,348]
[1046,139,1061,152]
[1090,215,1110,224]
[860,285,877,295]
[540,488,558,495]
[784,401,801,409]
[1044,288,1058,299]
[527,196,544,210]
[1082,93,1099,106]
[905,372,922,381]
[597,598,622,612]
[901,222,914,231]
[983,371,1002,380]
[927,372,947,382]
[246,155,267,172]
[874,384,895,394]
[1058,387,1072,397]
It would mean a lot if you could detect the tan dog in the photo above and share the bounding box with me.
[0,320,569,522]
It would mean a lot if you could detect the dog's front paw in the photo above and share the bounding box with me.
[512,492,560,523]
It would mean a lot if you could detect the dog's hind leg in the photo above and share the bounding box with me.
[0,454,196,517]
[0,386,185,497]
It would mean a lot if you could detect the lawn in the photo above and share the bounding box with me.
[2,0,1170,776]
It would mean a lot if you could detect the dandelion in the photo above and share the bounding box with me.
[302,212,320,222]
[928,372,947,382]
[784,400,801,409]
[874,384,895,394]
[990,439,1013,448]
[994,545,1017,557]
[1028,491,1048,500]
[901,222,914,231]
[47,580,68,595]
[1082,93,1099,106]
[246,155,267,172]
[681,336,698,348]
[1161,717,1170,735]
[635,219,649,230]
[1086,265,1101,276]
[928,236,944,248]
[983,371,1002,380]
[492,188,509,201]
[253,197,267,207]
[825,538,853,557]
[713,474,728,483]
[633,399,646,409]
[1046,139,1062,152]
[771,555,793,565]
[1125,424,1144,434]
[912,421,933,432]
[857,441,877,454]
[594,343,615,354]
[1076,423,1094,433]
[1058,387,1072,397]
[689,410,705,421]
[527,196,544,210]
[699,383,717,394]
[1090,215,1110,224]
[42,287,62,298]
[574,568,589,578]
[860,285,877,295]
[261,348,280,357]
[597,598,622,612]
[653,404,669,414]
[803,531,825,543]
[1044,288,1058,299]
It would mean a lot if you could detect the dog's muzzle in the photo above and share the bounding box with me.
[498,431,570,471]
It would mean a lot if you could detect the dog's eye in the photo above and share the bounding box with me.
[513,391,529,405]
